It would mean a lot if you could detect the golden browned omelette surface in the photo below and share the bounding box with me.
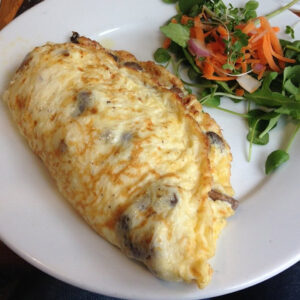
[3,35,238,288]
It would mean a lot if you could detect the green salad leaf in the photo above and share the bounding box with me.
[162,0,178,3]
[160,23,190,47]
[154,48,171,63]
[265,150,289,174]
[245,72,300,111]
[155,0,300,174]
[178,0,199,14]
[285,25,295,39]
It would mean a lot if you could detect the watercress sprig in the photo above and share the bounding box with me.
[156,0,300,174]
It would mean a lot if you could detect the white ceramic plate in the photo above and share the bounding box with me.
[0,0,299,299]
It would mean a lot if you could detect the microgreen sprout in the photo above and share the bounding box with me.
[155,0,300,174]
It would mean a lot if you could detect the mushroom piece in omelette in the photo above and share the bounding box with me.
[3,33,238,288]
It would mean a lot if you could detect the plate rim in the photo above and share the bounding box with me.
[0,0,300,299]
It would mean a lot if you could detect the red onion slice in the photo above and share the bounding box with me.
[188,38,210,57]
[253,63,265,72]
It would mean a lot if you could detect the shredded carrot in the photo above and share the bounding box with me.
[234,63,241,70]
[235,88,245,96]
[249,29,268,44]
[262,33,280,72]
[214,65,229,76]
[161,11,296,92]
[204,30,213,38]
[208,41,225,52]
[202,24,213,31]
[194,15,201,27]
[259,17,283,55]
[195,27,205,42]
[242,21,256,34]
[205,75,236,81]
[217,25,228,37]
[246,59,260,64]
[211,29,219,41]
[181,15,191,25]
[244,53,251,59]
[171,18,177,24]
[256,46,268,65]
[241,62,247,73]
[193,15,204,42]
[235,24,244,30]
[203,61,214,77]
[236,53,251,63]
[162,38,171,49]
[210,52,227,64]
[190,27,197,39]
[270,48,296,63]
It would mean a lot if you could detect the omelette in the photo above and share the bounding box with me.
[3,33,238,288]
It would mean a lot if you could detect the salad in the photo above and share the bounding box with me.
[154,0,300,174]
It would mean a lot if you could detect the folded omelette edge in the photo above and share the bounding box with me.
[3,34,238,288]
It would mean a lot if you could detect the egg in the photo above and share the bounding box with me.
[3,34,237,288]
